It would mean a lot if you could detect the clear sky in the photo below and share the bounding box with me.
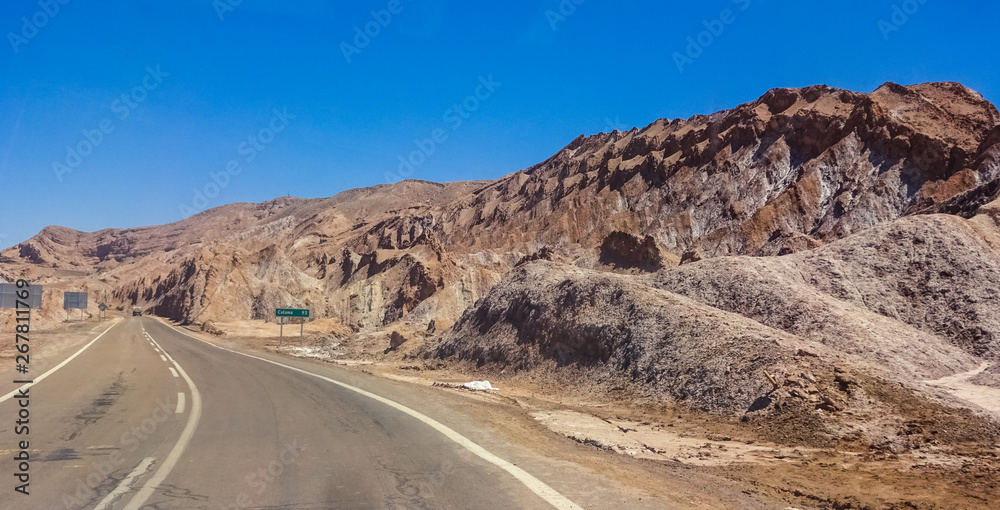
[1,0,997,247]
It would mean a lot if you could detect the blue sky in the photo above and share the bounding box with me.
[1,0,997,247]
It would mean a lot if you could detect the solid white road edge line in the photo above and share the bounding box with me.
[92,457,156,510]
[166,323,584,510]
[176,392,185,414]
[0,320,121,403]
[122,327,202,510]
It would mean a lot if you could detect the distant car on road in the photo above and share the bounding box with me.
[132,306,142,316]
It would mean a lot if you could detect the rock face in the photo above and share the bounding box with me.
[3,82,1000,423]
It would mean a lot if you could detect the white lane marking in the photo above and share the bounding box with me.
[0,321,121,403]
[93,457,156,510]
[166,324,583,510]
[169,367,179,378]
[175,392,185,414]
[160,354,167,362]
[122,330,202,510]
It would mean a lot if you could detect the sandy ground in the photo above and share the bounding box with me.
[530,408,835,466]
[0,314,121,377]
[204,318,350,338]
[927,362,1000,418]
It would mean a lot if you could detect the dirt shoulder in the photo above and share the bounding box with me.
[371,360,1000,510]
[0,314,122,382]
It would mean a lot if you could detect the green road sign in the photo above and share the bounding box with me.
[276,308,309,318]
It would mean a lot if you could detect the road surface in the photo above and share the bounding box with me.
[0,317,664,509]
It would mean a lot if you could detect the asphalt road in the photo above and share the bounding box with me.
[0,317,661,509]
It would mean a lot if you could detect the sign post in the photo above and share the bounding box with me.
[275,308,309,344]
[64,292,88,321]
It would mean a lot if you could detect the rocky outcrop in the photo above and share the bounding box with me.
[94,235,137,262]
[17,243,44,264]
[598,231,665,271]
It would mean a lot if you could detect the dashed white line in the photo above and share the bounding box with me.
[169,367,179,378]
[93,457,156,510]
[175,392,185,414]
[160,354,167,362]
[123,331,201,510]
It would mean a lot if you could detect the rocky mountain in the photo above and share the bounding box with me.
[4,82,1000,433]
[428,81,1000,260]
